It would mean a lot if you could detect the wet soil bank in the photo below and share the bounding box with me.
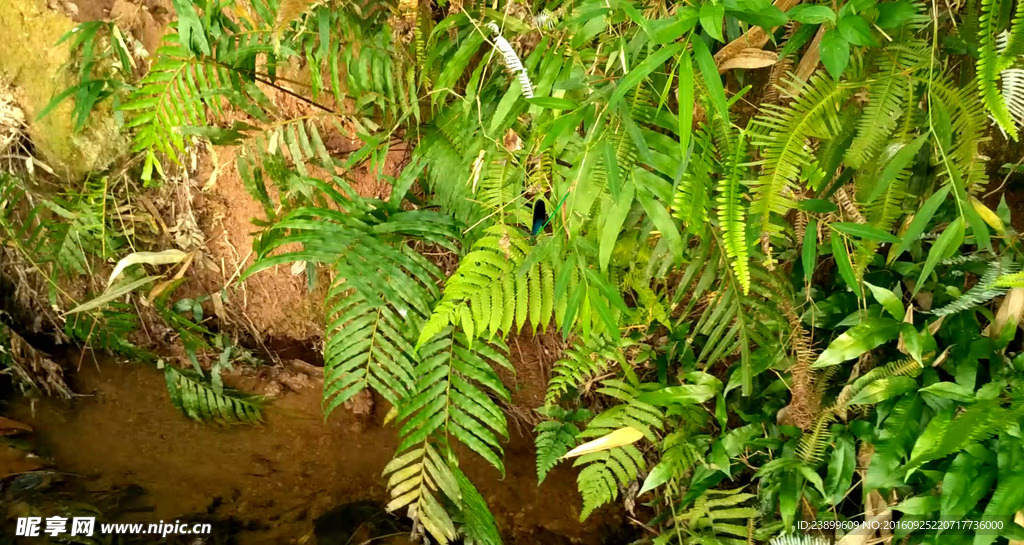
[1,358,632,544]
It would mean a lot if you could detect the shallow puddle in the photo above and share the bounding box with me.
[3,358,629,544]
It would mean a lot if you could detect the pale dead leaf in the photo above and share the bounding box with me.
[896,304,914,355]
[503,128,522,152]
[988,287,1024,338]
[469,149,486,193]
[717,48,779,73]
[563,427,644,459]
[148,251,195,301]
[107,249,188,288]
[1010,511,1024,545]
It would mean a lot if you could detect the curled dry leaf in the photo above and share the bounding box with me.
[107,249,189,288]
[988,287,1024,338]
[717,48,779,73]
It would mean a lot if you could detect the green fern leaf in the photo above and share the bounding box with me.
[716,131,751,295]
[534,405,592,482]
[931,256,1016,316]
[383,444,461,544]
[164,366,263,424]
[845,45,925,167]
[418,225,555,347]
[751,74,850,236]
[546,337,624,405]
[978,0,1019,139]
[574,445,646,520]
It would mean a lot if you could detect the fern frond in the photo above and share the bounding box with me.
[672,127,716,229]
[843,356,923,406]
[418,225,555,346]
[122,39,271,165]
[164,366,263,424]
[675,488,760,539]
[244,181,459,413]
[931,256,1016,316]
[452,464,502,545]
[399,327,512,472]
[796,411,836,464]
[383,443,461,544]
[845,45,926,167]
[573,444,645,520]
[584,379,665,440]
[534,406,591,482]
[978,0,1019,139]
[545,336,624,404]
[570,380,660,520]
[1002,68,1024,129]
[1001,1,1024,63]
[716,131,751,295]
[906,393,1024,471]
[931,75,991,191]
[751,74,850,236]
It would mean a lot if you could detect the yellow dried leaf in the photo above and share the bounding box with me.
[971,197,1005,234]
[562,427,644,459]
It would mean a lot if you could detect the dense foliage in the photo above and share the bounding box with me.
[5,0,1024,542]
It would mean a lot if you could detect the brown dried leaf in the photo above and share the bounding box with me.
[717,48,779,73]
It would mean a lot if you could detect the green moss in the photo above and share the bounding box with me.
[0,0,128,179]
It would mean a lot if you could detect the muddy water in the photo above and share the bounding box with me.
[4,359,629,544]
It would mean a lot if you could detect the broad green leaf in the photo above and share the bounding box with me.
[919,382,975,402]
[864,135,927,205]
[525,97,578,110]
[941,451,996,520]
[692,38,729,126]
[637,385,717,406]
[798,465,827,497]
[600,181,635,271]
[649,9,699,43]
[803,218,818,283]
[889,184,951,263]
[788,5,836,23]
[699,2,726,42]
[864,281,904,319]
[832,222,900,243]
[876,1,918,28]
[914,216,965,296]
[894,494,940,515]
[639,459,673,494]
[820,29,850,79]
[798,199,839,213]
[846,376,917,405]
[838,14,878,46]
[610,43,685,105]
[814,316,900,368]
[678,48,694,160]
[825,435,856,505]
[637,182,683,263]
[975,472,1024,545]
[831,234,861,297]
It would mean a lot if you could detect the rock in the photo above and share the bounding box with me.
[0,0,129,179]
